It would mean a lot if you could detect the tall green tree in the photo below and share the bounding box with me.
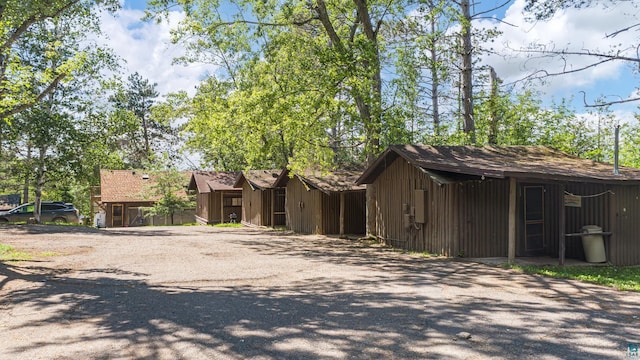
[108,72,175,168]
[1,0,120,221]
[0,0,118,121]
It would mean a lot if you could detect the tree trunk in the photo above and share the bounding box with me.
[23,143,32,204]
[429,0,440,136]
[488,66,499,145]
[460,0,475,143]
[34,146,46,224]
[316,0,382,236]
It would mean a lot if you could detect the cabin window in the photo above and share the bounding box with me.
[224,197,242,207]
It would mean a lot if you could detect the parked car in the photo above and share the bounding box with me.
[0,201,80,224]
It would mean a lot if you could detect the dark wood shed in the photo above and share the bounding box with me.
[274,169,366,236]
[187,171,242,225]
[357,145,640,266]
[233,170,286,227]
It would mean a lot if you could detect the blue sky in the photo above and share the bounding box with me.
[103,0,640,123]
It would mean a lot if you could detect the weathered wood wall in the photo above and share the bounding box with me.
[105,202,195,227]
[195,193,210,224]
[321,191,366,235]
[374,157,509,257]
[559,183,611,260]
[610,185,640,266]
[242,182,264,226]
[371,155,640,265]
[285,176,363,235]
[453,179,510,258]
[286,176,322,234]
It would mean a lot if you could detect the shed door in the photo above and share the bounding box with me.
[522,186,545,255]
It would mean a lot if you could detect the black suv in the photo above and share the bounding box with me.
[0,201,80,224]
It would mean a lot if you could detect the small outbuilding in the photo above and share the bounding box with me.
[99,169,193,227]
[274,169,366,236]
[234,170,286,228]
[357,145,640,266]
[188,171,242,224]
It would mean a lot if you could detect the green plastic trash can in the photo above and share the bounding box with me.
[581,225,606,263]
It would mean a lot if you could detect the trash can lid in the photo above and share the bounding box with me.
[582,225,602,233]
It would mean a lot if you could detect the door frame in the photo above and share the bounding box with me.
[112,203,124,227]
[518,184,547,256]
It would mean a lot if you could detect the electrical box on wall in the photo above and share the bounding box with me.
[414,189,427,223]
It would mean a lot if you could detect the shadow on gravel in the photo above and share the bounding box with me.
[0,229,637,359]
[1,224,200,238]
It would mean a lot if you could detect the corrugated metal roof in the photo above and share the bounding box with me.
[358,145,640,184]
[100,170,191,203]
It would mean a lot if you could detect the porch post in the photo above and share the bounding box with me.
[559,184,566,266]
[508,177,517,264]
[270,189,275,227]
[220,191,225,223]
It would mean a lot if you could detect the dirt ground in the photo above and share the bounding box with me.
[0,225,639,359]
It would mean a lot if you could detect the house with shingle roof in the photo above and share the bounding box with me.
[233,170,286,228]
[99,169,193,227]
[357,145,640,266]
[273,169,366,235]
[187,171,242,224]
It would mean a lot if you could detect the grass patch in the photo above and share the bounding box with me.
[213,223,243,228]
[40,251,61,257]
[0,244,32,261]
[41,221,84,226]
[508,264,640,291]
[406,250,437,258]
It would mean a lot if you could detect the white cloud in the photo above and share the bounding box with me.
[476,0,640,102]
[97,8,217,96]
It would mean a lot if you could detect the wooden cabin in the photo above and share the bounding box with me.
[233,170,286,228]
[357,145,640,266]
[274,169,366,236]
[99,170,193,227]
[188,171,242,224]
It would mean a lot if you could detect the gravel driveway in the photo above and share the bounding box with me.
[0,225,638,359]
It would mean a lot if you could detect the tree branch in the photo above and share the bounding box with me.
[606,23,640,38]
[580,91,640,107]
[472,0,512,18]
[315,0,346,52]
[1,1,80,53]
[0,72,66,120]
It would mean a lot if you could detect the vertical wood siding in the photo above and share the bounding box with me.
[610,185,640,266]
[242,182,264,226]
[286,177,322,234]
[322,193,340,234]
[563,183,611,260]
[285,177,365,235]
[374,158,509,257]
[211,192,221,223]
[261,190,272,227]
[454,179,509,258]
[196,193,209,220]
